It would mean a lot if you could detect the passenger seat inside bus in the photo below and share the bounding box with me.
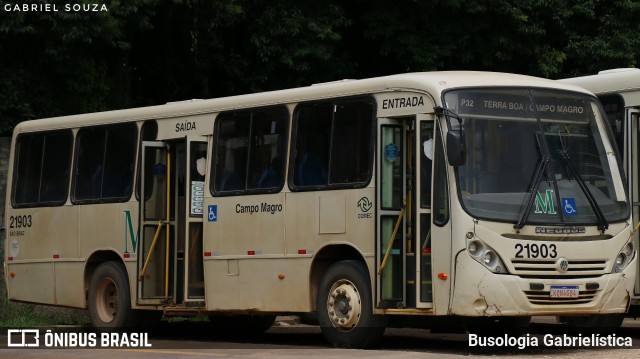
[219,170,242,191]
[295,152,327,186]
[256,156,282,188]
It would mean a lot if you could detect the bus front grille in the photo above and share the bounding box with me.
[511,259,607,279]
[523,290,597,305]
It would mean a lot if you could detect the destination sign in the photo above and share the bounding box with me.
[446,91,594,121]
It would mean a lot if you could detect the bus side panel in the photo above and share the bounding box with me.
[54,262,85,307]
[79,202,137,257]
[7,207,78,260]
[283,188,375,256]
[203,257,310,311]
[7,262,55,304]
[6,206,78,305]
[208,194,285,256]
[203,193,294,311]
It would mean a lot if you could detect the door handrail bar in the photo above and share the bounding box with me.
[139,220,165,280]
[378,199,405,275]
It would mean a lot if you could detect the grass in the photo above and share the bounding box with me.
[0,297,90,328]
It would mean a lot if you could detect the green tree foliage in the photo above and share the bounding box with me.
[0,0,157,134]
[0,0,639,135]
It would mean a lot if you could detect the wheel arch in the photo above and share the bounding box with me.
[84,250,128,306]
[309,243,370,311]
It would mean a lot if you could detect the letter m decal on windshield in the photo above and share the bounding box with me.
[123,210,138,254]
[534,189,557,215]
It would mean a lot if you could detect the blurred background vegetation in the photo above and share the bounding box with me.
[1,0,639,136]
[0,0,640,325]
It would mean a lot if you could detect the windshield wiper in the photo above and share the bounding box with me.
[515,91,566,231]
[514,132,550,230]
[559,150,609,232]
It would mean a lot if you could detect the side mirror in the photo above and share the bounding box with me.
[446,130,466,166]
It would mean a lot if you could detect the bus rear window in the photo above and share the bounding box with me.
[13,130,73,207]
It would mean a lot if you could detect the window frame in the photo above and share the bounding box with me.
[11,129,74,208]
[210,105,290,197]
[289,96,376,192]
[71,123,138,204]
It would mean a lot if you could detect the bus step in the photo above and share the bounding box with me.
[163,306,206,317]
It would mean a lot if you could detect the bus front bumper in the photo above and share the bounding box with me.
[450,253,635,317]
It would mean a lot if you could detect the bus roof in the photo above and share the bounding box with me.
[14,71,592,134]
[559,68,640,106]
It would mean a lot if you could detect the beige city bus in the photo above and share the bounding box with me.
[561,68,640,318]
[4,71,637,348]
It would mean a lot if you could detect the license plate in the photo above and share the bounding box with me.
[550,285,579,298]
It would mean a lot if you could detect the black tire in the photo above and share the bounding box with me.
[466,316,531,337]
[558,314,624,333]
[88,261,138,330]
[317,260,386,348]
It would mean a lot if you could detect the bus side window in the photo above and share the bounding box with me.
[248,109,287,190]
[433,124,449,226]
[256,156,282,188]
[212,106,288,194]
[102,125,136,198]
[291,98,374,189]
[73,124,136,202]
[421,121,434,208]
[292,104,331,188]
[295,151,327,186]
[13,131,72,207]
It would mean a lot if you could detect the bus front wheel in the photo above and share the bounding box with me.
[317,260,386,348]
[88,261,137,329]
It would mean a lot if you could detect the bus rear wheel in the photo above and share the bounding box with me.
[88,261,137,330]
[317,260,386,348]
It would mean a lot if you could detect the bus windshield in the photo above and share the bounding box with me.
[444,88,629,226]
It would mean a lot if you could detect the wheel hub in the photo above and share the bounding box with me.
[96,278,118,323]
[327,280,361,330]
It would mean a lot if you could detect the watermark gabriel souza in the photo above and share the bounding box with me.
[4,3,109,12]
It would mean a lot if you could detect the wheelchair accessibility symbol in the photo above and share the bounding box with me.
[208,205,218,222]
[562,198,577,216]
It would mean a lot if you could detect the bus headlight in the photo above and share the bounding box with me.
[613,240,636,273]
[482,251,494,265]
[467,240,481,255]
[466,238,507,274]
[622,241,634,257]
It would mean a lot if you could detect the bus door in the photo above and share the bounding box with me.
[137,141,176,305]
[376,116,436,310]
[182,137,207,303]
[376,117,416,308]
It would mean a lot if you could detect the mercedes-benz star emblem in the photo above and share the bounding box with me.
[557,258,569,272]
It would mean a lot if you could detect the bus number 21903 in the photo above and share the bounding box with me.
[10,215,32,229]
[515,243,557,259]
